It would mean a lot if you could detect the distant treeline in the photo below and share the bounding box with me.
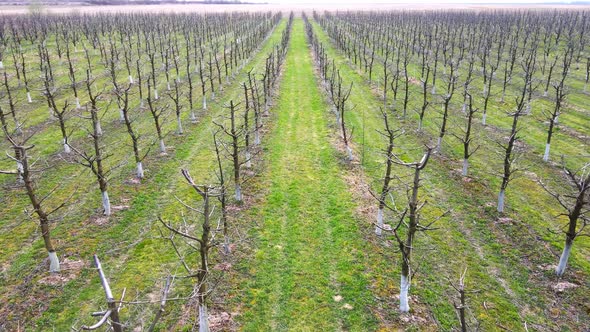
[5,0,263,5]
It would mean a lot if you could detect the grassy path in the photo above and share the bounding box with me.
[237,20,379,331]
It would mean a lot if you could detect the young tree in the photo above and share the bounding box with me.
[540,163,590,277]
[160,169,220,332]
[374,109,402,236]
[543,44,574,162]
[1,133,66,272]
[453,93,480,176]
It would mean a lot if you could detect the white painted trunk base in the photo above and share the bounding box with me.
[75,97,81,109]
[190,111,197,123]
[102,191,111,216]
[556,242,572,277]
[245,151,252,168]
[159,139,166,154]
[49,251,60,273]
[497,189,505,213]
[63,139,71,154]
[199,304,209,332]
[177,117,183,135]
[167,82,171,91]
[96,121,103,136]
[346,145,353,161]
[154,89,159,100]
[119,109,125,123]
[128,75,134,84]
[27,92,32,103]
[235,184,242,202]
[0,61,3,69]
[202,96,207,110]
[375,207,384,236]
[461,103,466,113]
[224,235,231,255]
[462,159,469,177]
[400,274,410,313]
[431,85,436,95]
[482,112,487,126]
[543,143,550,162]
[543,90,548,97]
[136,162,144,179]
[17,160,24,183]
[436,137,442,153]
[255,131,261,146]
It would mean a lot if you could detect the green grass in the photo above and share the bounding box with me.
[234,20,381,331]
[0,15,588,332]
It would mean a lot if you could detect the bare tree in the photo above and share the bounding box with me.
[540,163,590,277]
[159,169,220,332]
[453,93,480,176]
[373,109,402,236]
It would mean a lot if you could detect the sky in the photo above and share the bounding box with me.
[260,0,578,4]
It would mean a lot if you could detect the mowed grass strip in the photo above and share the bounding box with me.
[237,19,378,331]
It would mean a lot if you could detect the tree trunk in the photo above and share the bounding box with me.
[556,240,572,277]
[462,159,469,177]
[400,273,410,313]
[497,189,505,213]
[137,162,144,179]
[375,207,384,236]
[102,190,111,216]
[199,303,209,332]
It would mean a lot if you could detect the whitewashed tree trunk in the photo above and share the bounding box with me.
[555,114,559,124]
[16,160,24,184]
[202,95,207,110]
[102,190,111,216]
[462,159,469,176]
[555,242,572,277]
[375,207,384,236]
[119,109,125,123]
[245,151,252,168]
[159,139,166,154]
[235,184,242,202]
[136,162,144,179]
[497,189,505,213]
[190,111,197,123]
[255,130,261,146]
[431,85,436,95]
[48,251,60,273]
[154,89,159,100]
[436,137,442,153]
[543,143,551,162]
[543,90,548,97]
[27,92,32,103]
[482,112,487,126]
[400,274,410,313]
[461,103,466,113]
[224,235,231,255]
[167,81,171,91]
[177,116,183,135]
[95,120,103,136]
[75,97,81,109]
[418,119,423,131]
[0,61,3,69]
[63,139,71,154]
[346,145,353,162]
[199,304,209,332]
[128,75,134,84]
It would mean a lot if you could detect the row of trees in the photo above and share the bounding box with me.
[307,11,589,327]
[75,12,293,331]
[0,11,279,276]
